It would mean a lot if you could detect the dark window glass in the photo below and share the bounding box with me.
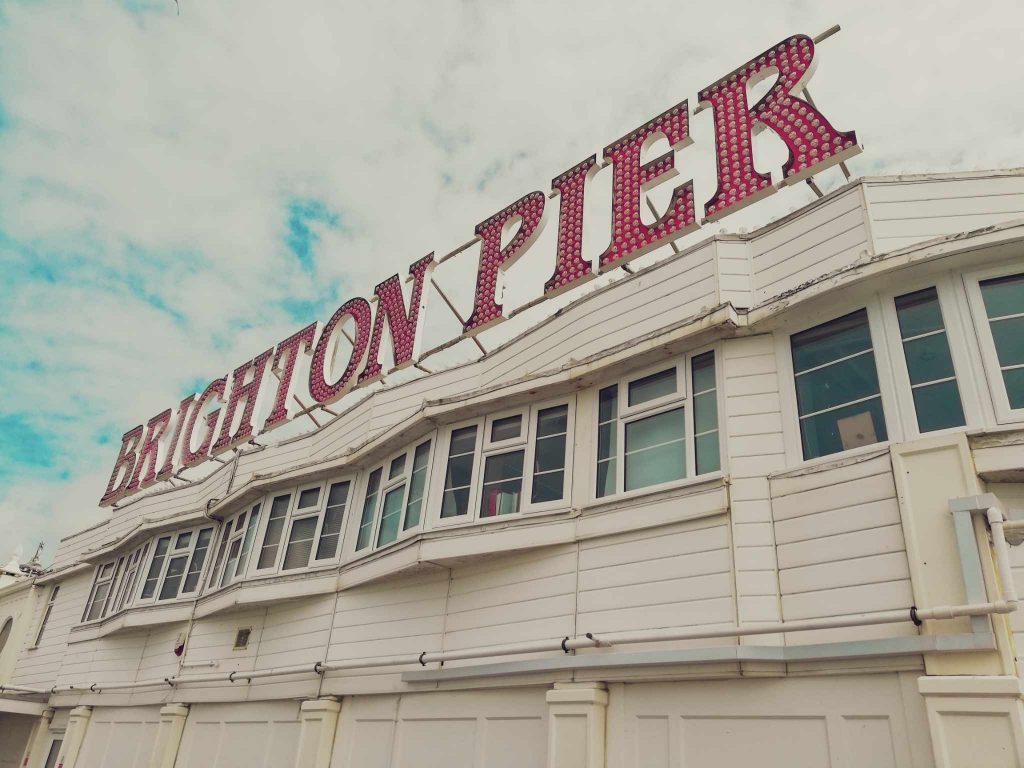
[692,352,719,474]
[596,386,618,497]
[442,426,477,518]
[628,368,676,406]
[356,468,383,550]
[532,405,568,503]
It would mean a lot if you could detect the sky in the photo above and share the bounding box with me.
[1,0,1023,567]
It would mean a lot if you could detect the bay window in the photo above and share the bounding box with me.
[355,440,433,551]
[208,501,262,590]
[596,354,718,498]
[136,525,214,603]
[790,310,887,460]
[252,477,353,574]
[433,399,574,526]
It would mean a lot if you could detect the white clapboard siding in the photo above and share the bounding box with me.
[750,187,869,303]
[328,573,449,664]
[771,450,916,644]
[864,173,1024,254]
[442,546,577,652]
[577,519,733,638]
[10,571,93,688]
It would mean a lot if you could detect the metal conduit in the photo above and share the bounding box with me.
[2,507,1016,698]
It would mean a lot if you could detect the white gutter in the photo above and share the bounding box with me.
[7,505,1015,697]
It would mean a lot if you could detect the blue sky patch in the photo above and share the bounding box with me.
[0,413,58,479]
[285,198,342,272]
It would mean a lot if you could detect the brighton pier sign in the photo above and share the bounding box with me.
[101,31,859,506]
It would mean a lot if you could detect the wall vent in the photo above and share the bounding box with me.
[233,627,252,650]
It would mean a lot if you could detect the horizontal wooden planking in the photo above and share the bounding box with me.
[445,572,577,616]
[442,615,575,651]
[774,497,902,545]
[579,521,728,571]
[578,595,734,635]
[577,572,732,614]
[755,228,869,299]
[771,469,896,522]
[579,548,730,592]
[780,550,910,596]
[781,579,914,621]
[776,524,907,571]
[770,450,892,497]
[327,631,443,661]
[751,187,862,259]
[864,176,1024,204]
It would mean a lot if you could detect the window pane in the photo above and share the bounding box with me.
[235,505,261,578]
[695,433,721,474]
[597,422,616,463]
[159,556,188,600]
[693,391,718,434]
[535,434,567,473]
[141,536,171,599]
[628,368,676,406]
[388,454,406,480]
[624,408,685,453]
[356,468,383,550]
[257,494,292,569]
[490,415,522,442]
[442,427,477,519]
[692,352,716,393]
[1003,368,1024,410]
[449,425,477,456]
[297,487,320,509]
[222,538,243,587]
[625,440,685,491]
[174,532,192,550]
[980,273,1024,319]
[377,486,405,547]
[531,470,565,504]
[990,316,1024,367]
[624,408,685,490]
[404,443,430,531]
[441,487,470,518]
[482,450,524,484]
[894,288,945,337]
[209,521,232,590]
[596,459,616,498]
[316,482,349,560]
[86,582,111,621]
[795,354,880,414]
[282,516,318,570]
[481,450,524,517]
[182,528,213,593]
[598,385,618,423]
[799,397,888,460]
[537,405,568,437]
[902,333,956,385]
[912,380,967,433]
[791,309,872,372]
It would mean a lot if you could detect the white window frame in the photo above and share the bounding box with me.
[878,273,980,439]
[777,297,902,467]
[352,437,436,553]
[135,524,215,605]
[963,262,1024,424]
[250,475,355,576]
[82,559,120,623]
[593,351,721,500]
[31,584,60,647]
[430,395,576,528]
[207,500,264,591]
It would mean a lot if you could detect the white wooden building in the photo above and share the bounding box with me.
[3,168,1024,767]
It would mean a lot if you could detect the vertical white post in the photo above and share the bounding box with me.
[19,707,54,768]
[54,706,92,768]
[546,683,607,768]
[293,698,342,768]
[148,703,189,768]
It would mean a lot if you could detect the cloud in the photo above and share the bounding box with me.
[1,0,1023,565]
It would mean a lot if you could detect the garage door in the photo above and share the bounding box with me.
[175,701,302,768]
[76,706,161,768]
[331,687,548,768]
[607,672,934,768]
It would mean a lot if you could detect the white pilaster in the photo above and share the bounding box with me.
[293,698,342,768]
[54,705,92,768]
[19,707,54,768]
[148,703,189,768]
[546,682,607,768]
[919,676,1024,768]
